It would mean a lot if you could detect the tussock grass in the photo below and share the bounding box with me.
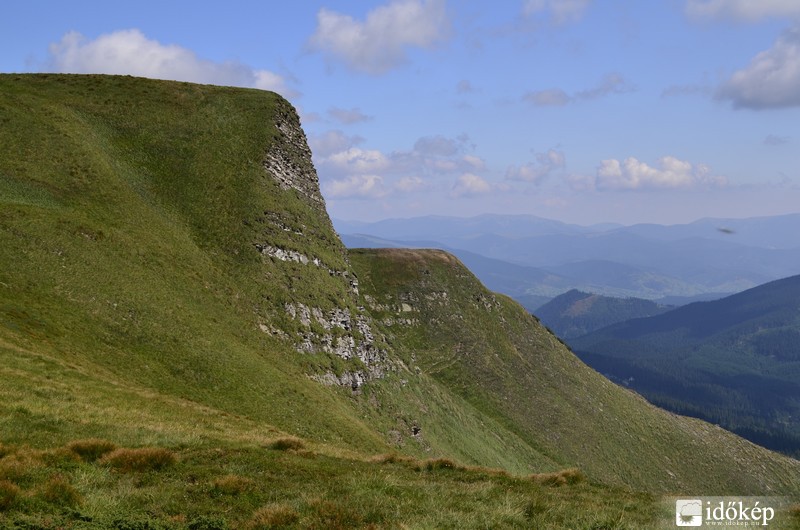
[0,451,42,482]
[40,474,82,507]
[266,436,305,451]
[246,503,300,529]
[0,480,20,511]
[211,474,254,496]
[530,468,586,487]
[66,438,117,462]
[423,457,460,471]
[306,498,364,529]
[99,447,177,472]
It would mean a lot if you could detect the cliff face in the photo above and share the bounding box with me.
[254,99,389,387]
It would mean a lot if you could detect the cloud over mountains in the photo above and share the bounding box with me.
[47,29,294,97]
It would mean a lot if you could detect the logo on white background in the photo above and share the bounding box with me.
[676,499,703,526]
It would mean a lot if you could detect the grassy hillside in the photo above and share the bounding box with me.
[535,289,671,339]
[350,249,800,494]
[572,275,800,455]
[1,74,799,527]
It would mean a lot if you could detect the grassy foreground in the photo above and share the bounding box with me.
[0,436,669,529]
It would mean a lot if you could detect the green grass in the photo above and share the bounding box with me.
[0,438,671,529]
[1,74,799,526]
[349,248,800,494]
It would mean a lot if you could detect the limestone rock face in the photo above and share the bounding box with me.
[258,101,388,387]
[263,104,326,206]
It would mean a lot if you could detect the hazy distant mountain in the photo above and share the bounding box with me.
[535,290,672,339]
[572,274,800,455]
[335,213,800,301]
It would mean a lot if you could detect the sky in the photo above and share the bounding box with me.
[2,0,800,226]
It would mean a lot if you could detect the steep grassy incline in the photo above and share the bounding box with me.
[0,74,385,451]
[351,249,800,495]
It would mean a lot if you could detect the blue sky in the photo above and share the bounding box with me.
[3,0,800,225]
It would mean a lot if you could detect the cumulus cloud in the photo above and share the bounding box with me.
[523,0,593,24]
[325,174,387,199]
[47,29,295,97]
[523,73,633,106]
[506,149,566,183]
[328,106,373,124]
[596,156,727,190]
[317,133,484,202]
[309,130,364,157]
[322,147,391,175]
[685,0,800,21]
[308,0,449,75]
[716,26,800,109]
[395,176,428,192]
[462,154,487,171]
[451,173,491,197]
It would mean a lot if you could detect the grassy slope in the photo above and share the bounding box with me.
[350,249,800,495]
[0,74,384,451]
[0,74,798,527]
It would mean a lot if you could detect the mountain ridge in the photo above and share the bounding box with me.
[1,74,799,526]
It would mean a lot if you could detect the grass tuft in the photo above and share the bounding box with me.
[307,499,363,529]
[246,503,300,529]
[423,457,461,471]
[99,447,177,472]
[529,468,585,487]
[210,474,254,496]
[67,438,118,462]
[0,450,42,482]
[266,436,305,451]
[40,474,82,507]
[0,480,21,511]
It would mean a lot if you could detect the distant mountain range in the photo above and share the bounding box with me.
[335,213,800,304]
[535,290,672,339]
[571,274,800,456]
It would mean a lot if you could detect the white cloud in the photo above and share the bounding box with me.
[506,149,565,183]
[451,173,491,197]
[462,154,486,171]
[716,26,800,109]
[596,156,727,190]
[523,88,571,106]
[323,147,390,175]
[308,0,449,75]
[395,176,428,192]
[523,73,633,106]
[685,0,800,21]
[309,130,364,157]
[325,174,387,198]
[328,106,373,124]
[47,29,296,97]
[523,0,592,24]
